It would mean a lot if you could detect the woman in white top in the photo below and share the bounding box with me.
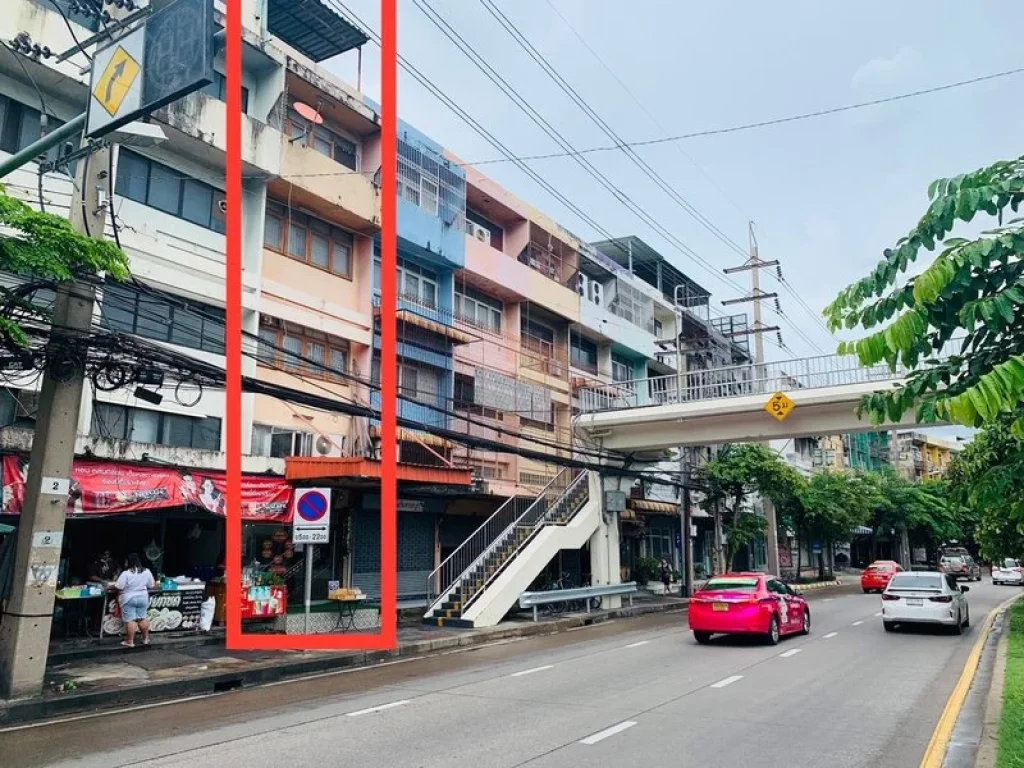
[115,553,155,647]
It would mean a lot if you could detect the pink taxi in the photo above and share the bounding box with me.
[689,573,810,646]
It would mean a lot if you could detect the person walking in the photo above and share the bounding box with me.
[115,553,155,648]
[659,557,673,593]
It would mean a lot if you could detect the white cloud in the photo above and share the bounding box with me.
[851,46,924,92]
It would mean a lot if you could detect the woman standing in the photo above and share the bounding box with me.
[659,557,673,593]
[115,553,155,648]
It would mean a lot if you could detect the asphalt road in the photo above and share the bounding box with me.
[4,578,1019,768]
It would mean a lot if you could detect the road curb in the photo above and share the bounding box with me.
[0,599,687,727]
[920,592,1024,768]
[975,606,1012,768]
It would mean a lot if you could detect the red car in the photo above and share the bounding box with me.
[861,561,902,593]
[689,573,810,646]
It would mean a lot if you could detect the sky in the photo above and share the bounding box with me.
[324,1,1022,437]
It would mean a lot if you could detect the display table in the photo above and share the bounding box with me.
[100,583,206,637]
[54,590,105,638]
[328,595,382,632]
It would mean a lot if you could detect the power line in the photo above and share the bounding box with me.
[463,66,1024,166]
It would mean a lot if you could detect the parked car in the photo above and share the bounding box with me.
[861,561,902,593]
[938,555,981,581]
[881,571,970,633]
[689,573,809,646]
[992,558,1024,586]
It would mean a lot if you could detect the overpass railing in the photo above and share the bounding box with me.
[576,352,918,414]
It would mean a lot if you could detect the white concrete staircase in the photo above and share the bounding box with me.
[424,469,602,628]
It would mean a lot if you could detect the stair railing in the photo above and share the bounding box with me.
[457,469,589,615]
[425,467,580,610]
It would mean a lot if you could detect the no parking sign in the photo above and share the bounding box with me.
[293,488,331,544]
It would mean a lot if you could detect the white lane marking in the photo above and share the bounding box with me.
[346,700,410,717]
[852,621,864,626]
[823,598,834,602]
[823,632,838,639]
[874,612,883,617]
[779,648,802,658]
[580,721,638,745]
[511,665,554,677]
[625,640,650,648]
[710,675,744,689]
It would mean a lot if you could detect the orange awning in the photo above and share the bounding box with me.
[374,305,477,344]
[286,457,474,485]
[368,426,453,449]
[627,498,679,515]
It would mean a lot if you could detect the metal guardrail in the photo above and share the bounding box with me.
[519,582,638,622]
[575,346,959,414]
[425,467,583,610]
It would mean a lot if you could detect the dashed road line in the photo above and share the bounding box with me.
[874,612,883,617]
[852,621,864,626]
[779,648,802,658]
[823,632,839,639]
[710,675,744,689]
[580,721,638,745]
[511,665,554,677]
[625,640,650,649]
[346,700,410,717]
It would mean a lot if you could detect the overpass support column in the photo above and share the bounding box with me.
[764,498,780,576]
[590,473,622,610]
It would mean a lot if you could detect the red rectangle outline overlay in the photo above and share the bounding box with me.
[224,0,399,652]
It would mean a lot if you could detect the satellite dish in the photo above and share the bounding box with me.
[293,101,323,125]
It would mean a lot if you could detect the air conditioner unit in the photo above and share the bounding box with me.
[314,433,348,458]
[576,273,589,298]
[589,281,604,307]
[468,222,490,242]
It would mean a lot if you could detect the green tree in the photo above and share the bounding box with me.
[0,186,129,344]
[797,471,871,579]
[857,470,958,562]
[825,156,1024,435]
[947,418,1024,560]
[704,444,804,574]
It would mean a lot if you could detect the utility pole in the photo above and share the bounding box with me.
[678,447,693,596]
[723,223,784,576]
[0,145,110,699]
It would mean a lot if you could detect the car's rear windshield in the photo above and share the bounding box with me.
[941,557,964,564]
[1003,559,1020,568]
[889,573,943,590]
[867,564,893,571]
[702,578,759,593]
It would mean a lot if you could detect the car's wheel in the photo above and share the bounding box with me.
[801,610,811,635]
[952,610,963,635]
[862,588,870,594]
[766,615,780,646]
[883,621,897,632]
[964,606,970,628]
[693,631,712,645]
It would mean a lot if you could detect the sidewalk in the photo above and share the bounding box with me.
[1,593,688,726]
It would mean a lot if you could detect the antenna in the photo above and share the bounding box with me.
[289,101,324,143]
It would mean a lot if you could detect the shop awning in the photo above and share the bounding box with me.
[627,498,711,518]
[375,305,477,345]
[852,525,874,536]
[286,457,474,486]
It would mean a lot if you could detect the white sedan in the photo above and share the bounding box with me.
[993,558,1024,586]
[881,571,970,634]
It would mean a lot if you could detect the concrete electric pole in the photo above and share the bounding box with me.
[0,145,110,699]
[723,223,784,576]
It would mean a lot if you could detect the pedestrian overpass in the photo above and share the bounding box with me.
[573,351,947,452]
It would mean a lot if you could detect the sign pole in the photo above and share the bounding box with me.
[304,545,314,635]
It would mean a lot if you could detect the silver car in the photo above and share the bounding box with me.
[993,558,1024,586]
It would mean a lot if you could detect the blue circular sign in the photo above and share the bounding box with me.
[297,490,328,522]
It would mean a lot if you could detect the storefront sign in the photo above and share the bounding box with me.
[2,456,293,522]
[101,586,205,636]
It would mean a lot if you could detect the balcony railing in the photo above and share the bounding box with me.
[520,334,566,378]
[575,347,957,414]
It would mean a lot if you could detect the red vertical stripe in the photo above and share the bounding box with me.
[224,0,242,650]
[379,0,399,649]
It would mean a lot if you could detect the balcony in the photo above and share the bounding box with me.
[276,138,380,233]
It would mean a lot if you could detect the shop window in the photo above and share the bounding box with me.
[264,201,353,278]
[455,286,502,332]
[257,319,350,381]
[115,150,225,233]
[100,281,225,354]
[91,403,222,450]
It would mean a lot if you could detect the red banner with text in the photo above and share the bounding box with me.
[1,456,292,523]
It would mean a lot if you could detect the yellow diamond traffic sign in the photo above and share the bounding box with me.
[93,46,141,117]
[765,391,795,422]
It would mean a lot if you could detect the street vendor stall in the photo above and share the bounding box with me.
[99,579,207,637]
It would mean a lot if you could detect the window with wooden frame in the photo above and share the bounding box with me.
[264,201,353,278]
[287,109,358,170]
[257,319,350,381]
